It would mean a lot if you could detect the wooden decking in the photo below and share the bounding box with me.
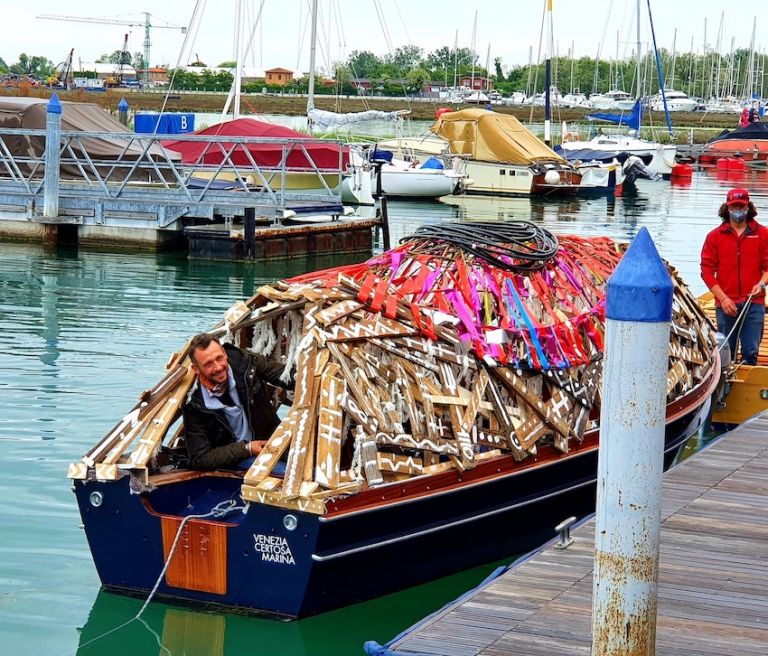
[386,412,768,656]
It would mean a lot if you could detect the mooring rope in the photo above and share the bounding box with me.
[59,498,248,656]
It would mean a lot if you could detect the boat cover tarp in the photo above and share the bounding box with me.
[163,118,348,170]
[419,156,444,169]
[707,122,768,143]
[0,96,176,180]
[430,108,565,165]
[553,146,653,166]
[587,99,643,132]
[307,100,404,132]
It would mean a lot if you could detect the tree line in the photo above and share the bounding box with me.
[2,45,766,99]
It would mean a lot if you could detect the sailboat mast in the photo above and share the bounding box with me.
[635,0,641,99]
[544,0,553,146]
[307,0,318,124]
[670,28,677,90]
[233,0,243,119]
[485,42,491,93]
[470,11,477,91]
[745,17,757,101]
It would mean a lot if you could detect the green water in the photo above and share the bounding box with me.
[2,175,767,655]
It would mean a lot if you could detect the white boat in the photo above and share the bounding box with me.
[560,133,677,177]
[702,97,743,114]
[532,86,563,107]
[588,89,634,110]
[464,91,490,104]
[371,150,467,198]
[649,89,698,112]
[565,2,677,178]
[503,91,528,105]
[561,90,590,108]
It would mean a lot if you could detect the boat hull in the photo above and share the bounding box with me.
[74,397,709,619]
[562,138,677,177]
[376,168,462,198]
[461,160,581,196]
[700,140,768,163]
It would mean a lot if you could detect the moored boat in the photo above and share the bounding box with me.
[430,109,582,196]
[698,290,768,426]
[699,122,768,164]
[70,222,719,618]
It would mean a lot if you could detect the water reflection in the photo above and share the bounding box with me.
[6,168,768,655]
[76,558,502,656]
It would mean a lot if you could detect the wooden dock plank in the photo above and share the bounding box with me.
[389,411,768,656]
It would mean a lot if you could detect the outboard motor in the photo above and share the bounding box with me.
[622,155,661,184]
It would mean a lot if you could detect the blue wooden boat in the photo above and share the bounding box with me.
[69,223,719,618]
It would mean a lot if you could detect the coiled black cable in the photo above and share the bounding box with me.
[401,221,559,271]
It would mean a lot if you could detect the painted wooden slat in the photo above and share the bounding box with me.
[243,409,297,485]
[378,453,424,476]
[315,365,346,489]
[126,366,196,470]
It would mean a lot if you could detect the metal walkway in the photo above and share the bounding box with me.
[0,126,346,233]
[379,414,768,656]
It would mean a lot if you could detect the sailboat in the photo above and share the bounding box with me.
[303,0,466,200]
[559,0,677,177]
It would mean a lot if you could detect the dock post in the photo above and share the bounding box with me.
[43,93,62,220]
[591,227,672,656]
[379,196,391,251]
[117,98,129,126]
[244,207,256,260]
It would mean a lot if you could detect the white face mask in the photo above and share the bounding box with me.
[730,207,748,222]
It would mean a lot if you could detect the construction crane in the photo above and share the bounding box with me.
[105,34,130,88]
[47,48,75,88]
[37,13,187,87]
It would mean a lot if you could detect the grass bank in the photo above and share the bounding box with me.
[0,88,741,144]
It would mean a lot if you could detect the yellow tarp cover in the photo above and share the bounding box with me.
[430,108,565,165]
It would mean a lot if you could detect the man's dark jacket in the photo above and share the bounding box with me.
[183,344,288,470]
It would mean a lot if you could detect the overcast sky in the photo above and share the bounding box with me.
[2,1,761,74]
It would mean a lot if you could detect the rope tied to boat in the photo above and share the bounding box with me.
[59,498,248,656]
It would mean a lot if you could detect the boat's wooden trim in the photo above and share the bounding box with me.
[322,355,717,520]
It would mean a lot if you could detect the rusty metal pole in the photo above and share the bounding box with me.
[43,93,62,219]
[591,227,672,656]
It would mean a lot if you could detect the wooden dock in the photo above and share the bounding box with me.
[384,412,768,656]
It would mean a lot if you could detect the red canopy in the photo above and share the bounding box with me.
[162,118,348,170]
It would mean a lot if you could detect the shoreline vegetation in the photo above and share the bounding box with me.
[0,88,743,144]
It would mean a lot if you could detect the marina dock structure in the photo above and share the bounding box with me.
[0,96,376,256]
[370,412,768,656]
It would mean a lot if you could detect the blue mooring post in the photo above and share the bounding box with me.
[117,98,129,126]
[43,94,62,219]
[591,227,672,656]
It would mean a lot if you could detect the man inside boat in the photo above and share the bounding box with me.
[701,188,768,365]
[183,333,292,470]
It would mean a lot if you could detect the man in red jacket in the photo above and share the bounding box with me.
[701,188,768,365]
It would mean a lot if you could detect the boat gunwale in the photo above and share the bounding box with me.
[320,349,719,521]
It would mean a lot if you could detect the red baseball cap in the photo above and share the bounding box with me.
[726,188,750,207]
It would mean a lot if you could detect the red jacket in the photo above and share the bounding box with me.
[701,219,768,305]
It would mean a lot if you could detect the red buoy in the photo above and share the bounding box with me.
[435,107,453,120]
[727,158,745,171]
[671,163,693,178]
